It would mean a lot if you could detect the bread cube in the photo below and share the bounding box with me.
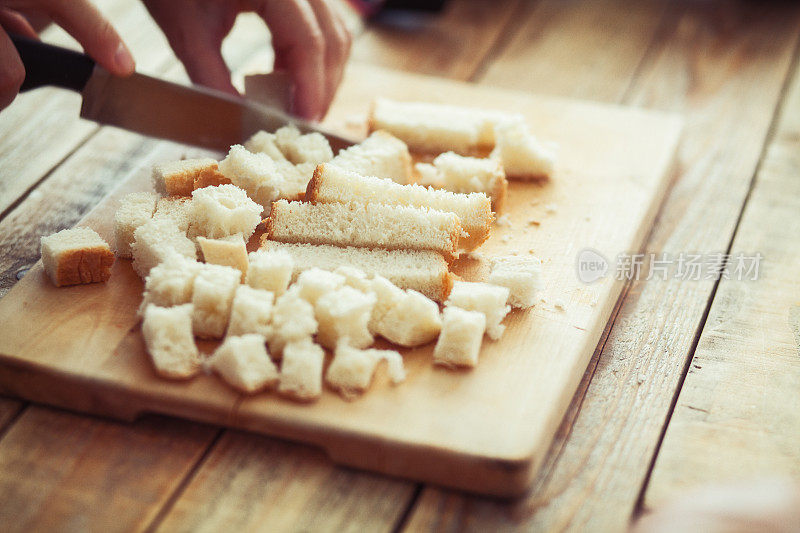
[315,286,376,349]
[269,291,318,356]
[142,303,200,379]
[191,263,241,339]
[131,218,197,278]
[416,152,507,214]
[491,119,556,180]
[152,158,222,197]
[433,307,486,368]
[278,337,325,401]
[367,276,406,331]
[488,255,542,308]
[274,125,333,165]
[374,289,441,347]
[334,265,372,293]
[139,253,202,315]
[292,268,345,306]
[244,130,287,161]
[445,281,510,340]
[246,249,294,295]
[207,334,278,393]
[218,145,288,209]
[227,285,274,338]
[197,234,248,280]
[40,227,115,287]
[191,184,263,240]
[326,345,406,398]
[330,130,411,184]
[153,197,194,232]
[114,192,157,258]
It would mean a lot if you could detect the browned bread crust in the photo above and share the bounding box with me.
[51,246,115,287]
[193,164,231,190]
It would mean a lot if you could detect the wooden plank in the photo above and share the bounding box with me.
[404,1,800,530]
[0,407,217,532]
[154,430,415,532]
[643,53,800,508]
[0,64,682,497]
[350,0,523,80]
[479,0,669,102]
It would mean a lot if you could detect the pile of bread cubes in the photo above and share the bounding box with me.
[39,98,555,402]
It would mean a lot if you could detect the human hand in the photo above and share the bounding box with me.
[143,0,351,121]
[0,0,134,110]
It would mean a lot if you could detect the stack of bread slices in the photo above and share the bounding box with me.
[40,99,551,403]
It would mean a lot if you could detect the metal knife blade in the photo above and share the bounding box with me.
[80,67,356,153]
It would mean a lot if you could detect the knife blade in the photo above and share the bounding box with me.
[11,35,356,153]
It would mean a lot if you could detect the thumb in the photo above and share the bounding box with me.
[45,0,134,76]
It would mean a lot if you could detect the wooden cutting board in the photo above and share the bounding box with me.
[0,64,681,497]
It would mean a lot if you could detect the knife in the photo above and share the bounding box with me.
[11,35,355,153]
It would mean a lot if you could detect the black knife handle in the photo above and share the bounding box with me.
[11,34,95,93]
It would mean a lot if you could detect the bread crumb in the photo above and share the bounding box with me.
[509,249,519,255]
[528,249,536,254]
[553,299,566,311]
[501,235,512,244]
[544,202,558,214]
[528,219,540,226]
[495,214,512,227]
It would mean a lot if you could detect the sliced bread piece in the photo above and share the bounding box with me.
[314,286,376,350]
[41,227,115,287]
[244,130,287,161]
[246,248,294,295]
[487,255,542,308]
[278,337,325,401]
[269,291,318,356]
[433,306,486,368]
[372,287,441,347]
[191,263,241,339]
[153,158,224,197]
[274,125,333,165]
[197,234,248,280]
[207,334,278,393]
[131,218,196,278]
[139,253,202,314]
[445,281,510,341]
[330,130,412,184]
[142,303,200,379]
[266,200,463,261]
[191,184,263,240]
[491,119,556,180]
[307,164,492,250]
[227,285,274,338]
[260,241,453,302]
[114,192,158,258]
[416,152,507,214]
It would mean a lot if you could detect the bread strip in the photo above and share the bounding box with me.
[306,163,492,251]
[265,199,463,261]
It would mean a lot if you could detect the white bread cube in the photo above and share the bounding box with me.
[334,265,372,293]
[278,337,325,401]
[433,306,486,368]
[244,130,287,161]
[261,241,454,302]
[197,234,248,280]
[139,253,202,315]
[191,184,263,240]
[152,158,225,197]
[40,227,115,287]
[330,130,412,184]
[315,286,376,349]
[292,268,345,306]
[269,291,318,356]
[131,218,196,278]
[307,164,492,251]
[373,289,441,347]
[445,281,510,340]
[274,125,333,165]
[491,119,556,180]
[153,197,194,233]
[218,145,289,209]
[142,303,200,379]
[416,152,507,214]
[191,263,241,339]
[246,249,294,295]
[114,192,157,258]
[488,256,542,308]
[227,285,274,338]
[325,344,406,398]
[207,334,278,393]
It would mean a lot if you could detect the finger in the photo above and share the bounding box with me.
[173,40,237,95]
[257,0,326,120]
[43,0,134,76]
[307,0,351,116]
[0,8,38,38]
[0,28,25,110]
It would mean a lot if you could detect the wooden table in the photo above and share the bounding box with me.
[0,1,798,530]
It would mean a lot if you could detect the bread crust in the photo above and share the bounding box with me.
[304,164,324,202]
[53,246,115,287]
[193,164,231,190]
